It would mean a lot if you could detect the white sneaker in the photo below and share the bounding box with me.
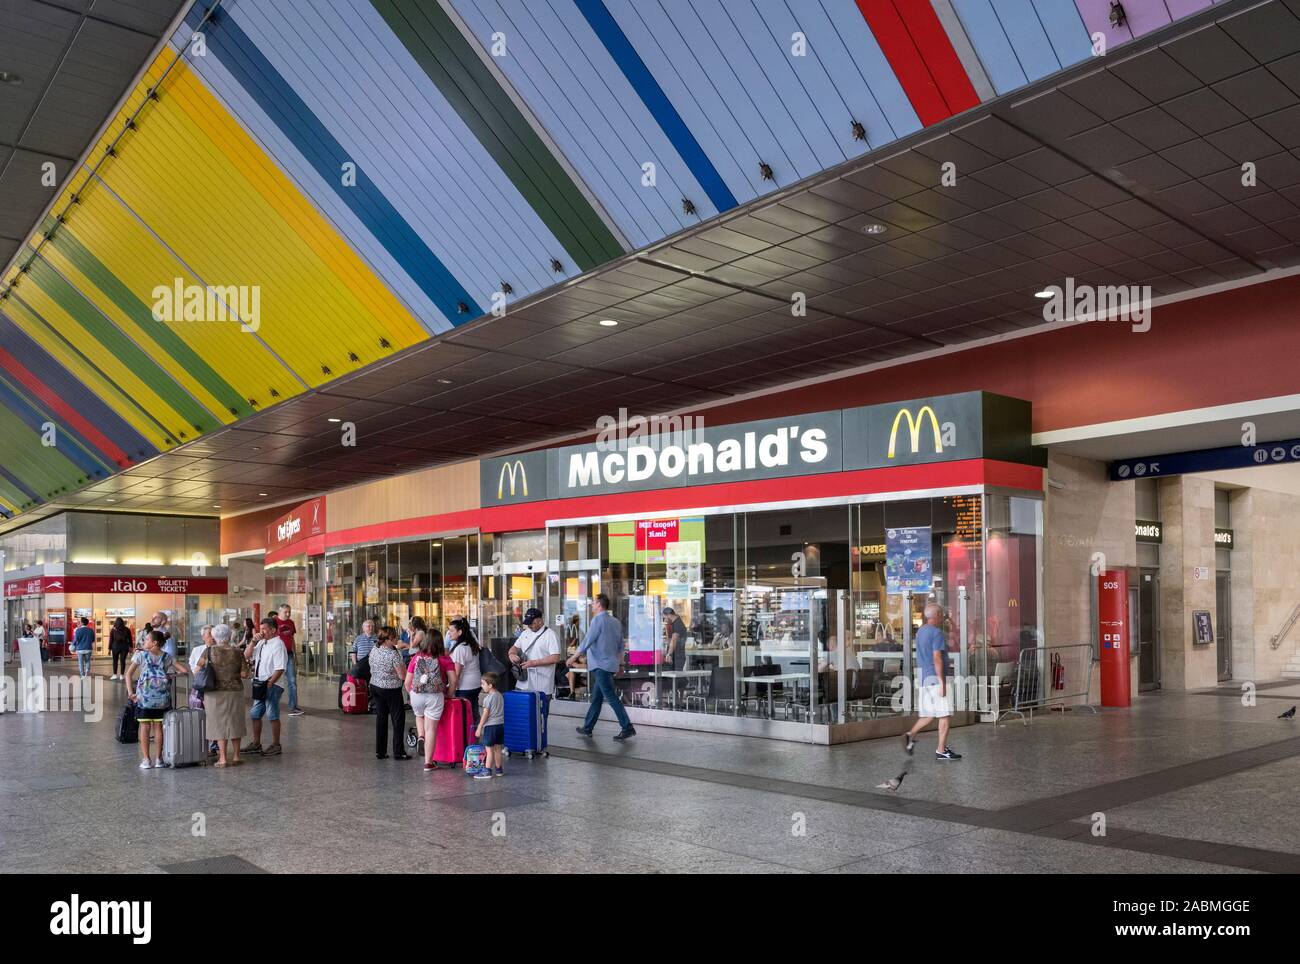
[138,759,152,770]
[153,758,166,768]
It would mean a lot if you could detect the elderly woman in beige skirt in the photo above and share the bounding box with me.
[197,623,250,766]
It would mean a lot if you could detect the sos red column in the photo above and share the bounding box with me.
[1098,570,1131,707]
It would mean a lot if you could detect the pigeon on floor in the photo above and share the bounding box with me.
[1279,706,1296,720]
[875,772,906,792]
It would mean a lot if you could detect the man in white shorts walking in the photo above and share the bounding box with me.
[904,602,961,760]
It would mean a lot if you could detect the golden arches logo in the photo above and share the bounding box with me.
[887,406,943,458]
[497,460,528,499]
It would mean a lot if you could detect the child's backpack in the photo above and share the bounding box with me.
[463,744,488,775]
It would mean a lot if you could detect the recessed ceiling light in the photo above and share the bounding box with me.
[862,223,887,235]
[328,417,341,423]
[0,71,22,86]
[1034,289,1055,299]
[437,378,452,385]
[258,492,268,497]
[106,498,115,503]
[599,319,618,327]
[213,505,221,509]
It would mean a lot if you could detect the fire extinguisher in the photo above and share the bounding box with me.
[1051,653,1065,691]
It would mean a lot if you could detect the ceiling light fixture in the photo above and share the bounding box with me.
[599,319,618,327]
[437,378,452,385]
[258,492,268,497]
[862,223,887,235]
[1034,289,1055,299]
[1108,1,1127,28]
[0,71,22,86]
[328,417,341,423]
[850,120,866,141]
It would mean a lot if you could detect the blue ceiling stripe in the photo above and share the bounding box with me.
[574,0,738,213]
[185,4,483,320]
[0,376,112,482]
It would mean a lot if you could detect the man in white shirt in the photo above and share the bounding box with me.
[510,607,562,745]
[244,617,287,756]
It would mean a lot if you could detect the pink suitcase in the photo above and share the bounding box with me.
[433,697,472,766]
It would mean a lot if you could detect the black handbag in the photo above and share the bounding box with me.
[252,678,269,700]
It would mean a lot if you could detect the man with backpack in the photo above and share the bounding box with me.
[510,607,562,747]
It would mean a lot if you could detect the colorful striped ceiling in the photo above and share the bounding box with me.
[0,0,1219,520]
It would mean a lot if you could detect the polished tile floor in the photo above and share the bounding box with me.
[1,660,1296,873]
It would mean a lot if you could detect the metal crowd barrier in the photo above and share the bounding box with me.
[997,643,1098,724]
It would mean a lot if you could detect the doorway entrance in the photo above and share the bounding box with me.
[1215,570,1232,681]
[1137,568,1160,691]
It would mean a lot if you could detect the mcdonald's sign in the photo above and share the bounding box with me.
[497,459,528,499]
[481,449,548,505]
[887,405,944,459]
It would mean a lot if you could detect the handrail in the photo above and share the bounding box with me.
[1270,601,1300,649]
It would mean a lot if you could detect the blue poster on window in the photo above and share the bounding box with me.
[886,527,933,594]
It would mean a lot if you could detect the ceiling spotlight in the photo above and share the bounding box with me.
[328,417,341,423]
[213,505,221,509]
[862,223,887,235]
[106,498,116,503]
[500,281,513,295]
[550,258,563,273]
[599,319,618,327]
[0,71,22,86]
[437,378,452,385]
[758,161,774,181]
[457,302,470,314]
[1033,289,1055,299]
[258,492,268,497]
[1108,1,1127,28]
[682,197,696,216]
[850,120,866,142]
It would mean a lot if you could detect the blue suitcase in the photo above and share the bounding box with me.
[503,689,547,759]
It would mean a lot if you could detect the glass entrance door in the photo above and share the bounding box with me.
[1216,571,1232,681]
[1137,569,1160,690]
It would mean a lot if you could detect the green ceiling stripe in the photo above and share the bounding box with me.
[23,254,222,437]
[42,221,255,420]
[372,0,624,271]
[0,407,86,501]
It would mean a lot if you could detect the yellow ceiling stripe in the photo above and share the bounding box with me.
[0,281,176,451]
[38,186,302,416]
[165,64,431,344]
[90,57,427,386]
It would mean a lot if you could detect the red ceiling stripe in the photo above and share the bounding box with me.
[855,0,979,126]
[0,345,133,467]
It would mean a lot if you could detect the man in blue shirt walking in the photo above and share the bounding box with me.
[72,617,95,677]
[568,593,635,741]
[903,602,961,761]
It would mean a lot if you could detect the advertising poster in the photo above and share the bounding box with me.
[365,560,379,605]
[665,539,701,597]
[626,595,661,666]
[886,526,932,594]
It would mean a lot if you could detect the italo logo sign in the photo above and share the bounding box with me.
[886,405,943,459]
[152,278,260,332]
[497,459,528,499]
[109,579,147,593]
